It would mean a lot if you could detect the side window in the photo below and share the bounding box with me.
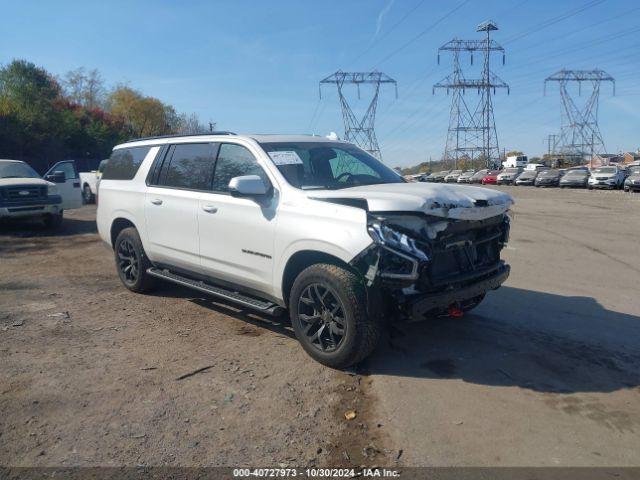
[211,144,268,193]
[159,143,215,190]
[102,146,151,180]
[54,161,77,179]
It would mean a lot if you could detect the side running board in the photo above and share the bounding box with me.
[147,267,284,316]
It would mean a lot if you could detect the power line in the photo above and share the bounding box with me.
[373,0,471,69]
[502,0,605,45]
[351,0,428,67]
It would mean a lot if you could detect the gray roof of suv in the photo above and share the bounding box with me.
[117,134,345,149]
[249,134,345,144]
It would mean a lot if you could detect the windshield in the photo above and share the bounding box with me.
[520,171,536,177]
[449,170,462,175]
[505,168,520,174]
[0,161,41,179]
[260,142,404,190]
[629,166,640,175]
[566,170,587,177]
[594,167,616,174]
[539,170,559,177]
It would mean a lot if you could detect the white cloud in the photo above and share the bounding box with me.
[375,0,395,38]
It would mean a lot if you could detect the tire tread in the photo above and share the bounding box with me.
[289,263,381,368]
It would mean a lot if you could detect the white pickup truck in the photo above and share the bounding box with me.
[79,159,108,203]
[0,159,83,227]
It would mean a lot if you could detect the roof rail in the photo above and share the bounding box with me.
[123,132,236,144]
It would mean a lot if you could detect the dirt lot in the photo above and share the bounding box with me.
[1,186,640,467]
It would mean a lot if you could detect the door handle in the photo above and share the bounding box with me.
[202,205,218,213]
[150,199,163,205]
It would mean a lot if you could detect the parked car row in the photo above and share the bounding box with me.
[414,164,640,191]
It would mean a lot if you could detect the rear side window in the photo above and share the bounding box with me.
[158,143,215,190]
[102,146,152,180]
[211,143,268,193]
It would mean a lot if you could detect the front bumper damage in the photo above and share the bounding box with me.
[351,211,511,321]
[408,263,509,318]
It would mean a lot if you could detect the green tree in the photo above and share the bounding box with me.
[108,86,174,138]
[506,150,525,157]
[0,59,64,163]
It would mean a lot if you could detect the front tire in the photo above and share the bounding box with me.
[289,264,381,369]
[114,227,156,293]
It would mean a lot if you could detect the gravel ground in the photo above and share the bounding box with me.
[369,186,640,466]
[1,186,639,468]
[0,206,389,467]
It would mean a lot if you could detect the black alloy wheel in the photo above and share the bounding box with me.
[289,263,381,368]
[117,238,139,286]
[114,227,156,293]
[297,283,346,353]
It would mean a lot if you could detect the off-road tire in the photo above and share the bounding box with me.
[114,227,156,293]
[289,263,381,369]
[43,211,63,229]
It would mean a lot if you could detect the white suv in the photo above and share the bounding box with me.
[588,165,625,189]
[97,134,513,367]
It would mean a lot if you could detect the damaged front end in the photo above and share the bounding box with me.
[351,211,511,321]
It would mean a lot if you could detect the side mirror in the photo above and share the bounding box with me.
[228,175,270,197]
[45,171,66,183]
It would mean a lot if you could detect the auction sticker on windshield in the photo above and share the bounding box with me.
[268,151,303,165]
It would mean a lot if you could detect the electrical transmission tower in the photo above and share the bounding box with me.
[434,21,508,169]
[320,71,397,159]
[544,69,615,162]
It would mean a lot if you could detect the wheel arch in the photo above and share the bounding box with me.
[110,217,138,248]
[281,250,359,306]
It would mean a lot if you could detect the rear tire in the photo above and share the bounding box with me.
[289,263,381,369]
[82,184,95,204]
[43,211,63,229]
[114,227,156,293]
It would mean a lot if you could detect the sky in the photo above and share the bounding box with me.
[1,0,639,168]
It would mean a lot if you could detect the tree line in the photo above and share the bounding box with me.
[0,59,209,173]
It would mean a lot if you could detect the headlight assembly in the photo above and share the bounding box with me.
[367,221,429,262]
[47,184,59,196]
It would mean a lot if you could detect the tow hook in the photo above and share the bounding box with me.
[447,304,464,318]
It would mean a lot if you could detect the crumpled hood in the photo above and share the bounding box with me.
[0,177,52,187]
[309,183,513,220]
